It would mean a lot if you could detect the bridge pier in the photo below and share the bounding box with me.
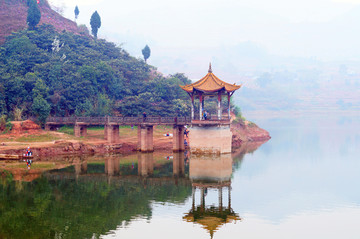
[138,153,154,177]
[74,162,87,175]
[105,124,120,143]
[74,123,87,137]
[139,125,154,152]
[105,158,120,176]
[173,125,185,152]
[173,152,185,177]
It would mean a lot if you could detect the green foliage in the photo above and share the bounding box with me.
[74,5,79,20]
[90,11,101,38]
[232,104,242,118]
[27,0,41,29]
[0,85,7,116]
[2,122,12,134]
[0,24,192,120]
[32,78,50,126]
[142,45,151,63]
[32,96,50,126]
[12,107,24,121]
[0,165,191,238]
[58,125,74,135]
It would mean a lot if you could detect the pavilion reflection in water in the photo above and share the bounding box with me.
[183,154,241,239]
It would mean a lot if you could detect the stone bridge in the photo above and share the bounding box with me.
[46,116,191,152]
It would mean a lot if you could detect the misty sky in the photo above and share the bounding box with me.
[50,0,360,76]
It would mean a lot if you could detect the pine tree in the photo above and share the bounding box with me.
[74,5,79,21]
[27,0,41,29]
[90,11,101,39]
[142,45,151,63]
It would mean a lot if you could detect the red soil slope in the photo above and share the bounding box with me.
[0,0,81,44]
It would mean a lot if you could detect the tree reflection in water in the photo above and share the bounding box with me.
[0,142,264,239]
[0,154,192,239]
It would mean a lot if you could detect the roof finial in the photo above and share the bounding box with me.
[208,62,212,73]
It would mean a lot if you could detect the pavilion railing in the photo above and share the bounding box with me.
[193,114,231,122]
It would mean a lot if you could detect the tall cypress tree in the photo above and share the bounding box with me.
[142,45,151,63]
[27,0,41,30]
[74,6,79,20]
[90,11,101,39]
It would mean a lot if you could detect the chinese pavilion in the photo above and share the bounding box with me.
[180,63,241,121]
[180,64,242,154]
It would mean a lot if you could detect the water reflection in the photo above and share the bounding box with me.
[184,154,240,239]
[0,140,265,239]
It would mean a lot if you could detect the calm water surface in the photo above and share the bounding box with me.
[1,114,359,239]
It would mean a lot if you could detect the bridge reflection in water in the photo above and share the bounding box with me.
[45,152,240,238]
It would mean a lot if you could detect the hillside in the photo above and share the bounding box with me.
[0,0,82,44]
[0,23,194,125]
[0,0,242,127]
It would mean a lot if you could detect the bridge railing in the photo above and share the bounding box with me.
[47,116,191,125]
[76,117,106,124]
[47,116,77,124]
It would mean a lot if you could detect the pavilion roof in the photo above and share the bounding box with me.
[180,64,242,94]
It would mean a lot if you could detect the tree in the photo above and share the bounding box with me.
[32,79,50,126]
[27,0,41,30]
[74,5,79,21]
[90,11,101,39]
[142,45,151,63]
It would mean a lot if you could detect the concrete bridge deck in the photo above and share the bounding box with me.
[45,116,232,153]
[45,116,192,152]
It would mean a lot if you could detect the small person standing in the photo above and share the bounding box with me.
[203,110,208,120]
[143,112,147,122]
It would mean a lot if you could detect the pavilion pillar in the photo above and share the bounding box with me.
[192,187,196,211]
[191,94,195,120]
[200,187,205,212]
[218,92,222,120]
[228,186,231,209]
[140,125,153,152]
[199,93,203,121]
[74,123,87,137]
[173,125,185,152]
[218,187,223,211]
[227,92,231,119]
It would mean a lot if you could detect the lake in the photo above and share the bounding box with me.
[1,113,359,239]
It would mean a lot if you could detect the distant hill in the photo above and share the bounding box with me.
[0,0,82,44]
